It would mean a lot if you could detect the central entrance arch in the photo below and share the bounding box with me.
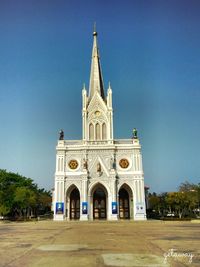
[93,188,106,219]
[90,183,108,220]
[70,188,80,220]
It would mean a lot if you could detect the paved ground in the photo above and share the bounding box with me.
[0,220,199,267]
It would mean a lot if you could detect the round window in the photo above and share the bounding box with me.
[68,160,78,170]
[119,158,129,169]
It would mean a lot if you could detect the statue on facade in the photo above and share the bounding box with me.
[83,158,88,170]
[59,129,64,140]
[133,128,138,139]
[110,156,116,170]
[110,157,114,169]
[97,162,101,172]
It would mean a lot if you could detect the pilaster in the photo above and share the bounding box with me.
[80,171,89,221]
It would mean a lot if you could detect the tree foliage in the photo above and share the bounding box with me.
[0,169,51,219]
[148,181,200,219]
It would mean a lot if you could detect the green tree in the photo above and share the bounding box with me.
[148,193,160,211]
[147,181,200,219]
[179,181,199,217]
[14,187,37,218]
[166,192,189,218]
[37,188,52,214]
[0,169,51,219]
[148,192,168,216]
[0,170,17,216]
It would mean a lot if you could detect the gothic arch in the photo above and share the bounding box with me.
[102,122,107,140]
[66,184,80,196]
[88,182,110,220]
[66,184,80,220]
[88,181,110,197]
[89,123,94,140]
[118,183,133,196]
[95,123,101,140]
[118,183,133,219]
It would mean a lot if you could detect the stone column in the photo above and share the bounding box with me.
[53,176,65,221]
[80,172,89,221]
[109,170,118,220]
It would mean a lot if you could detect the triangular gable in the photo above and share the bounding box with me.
[89,155,109,177]
[87,91,107,113]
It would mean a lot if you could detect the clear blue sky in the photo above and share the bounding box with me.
[0,0,199,193]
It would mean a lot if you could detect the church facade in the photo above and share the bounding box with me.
[53,30,146,221]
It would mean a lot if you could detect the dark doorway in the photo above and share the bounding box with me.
[93,187,107,219]
[119,188,130,219]
[70,188,80,220]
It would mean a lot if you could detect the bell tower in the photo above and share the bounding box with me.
[82,29,113,144]
[54,28,147,221]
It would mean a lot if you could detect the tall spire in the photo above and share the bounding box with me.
[89,25,105,100]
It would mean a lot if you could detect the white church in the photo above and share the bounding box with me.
[53,29,146,221]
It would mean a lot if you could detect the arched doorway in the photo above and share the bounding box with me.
[119,188,130,219]
[70,188,80,220]
[93,187,107,219]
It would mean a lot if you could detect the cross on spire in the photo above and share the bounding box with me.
[93,22,96,34]
[89,25,105,100]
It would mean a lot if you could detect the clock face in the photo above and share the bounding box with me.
[68,160,78,170]
[119,158,129,169]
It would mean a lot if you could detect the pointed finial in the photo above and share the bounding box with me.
[93,22,97,36]
[108,81,111,88]
[83,83,86,89]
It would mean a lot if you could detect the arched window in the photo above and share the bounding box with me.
[89,123,94,140]
[61,158,63,171]
[102,123,107,140]
[58,158,60,172]
[96,123,100,140]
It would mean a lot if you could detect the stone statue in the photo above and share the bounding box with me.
[97,162,101,172]
[133,128,138,139]
[110,157,115,169]
[59,129,64,140]
[83,158,88,169]
[110,157,114,169]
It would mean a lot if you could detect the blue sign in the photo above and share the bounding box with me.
[82,202,88,214]
[112,202,117,214]
[56,202,64,214]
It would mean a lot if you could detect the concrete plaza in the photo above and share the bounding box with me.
[0,220,199,267]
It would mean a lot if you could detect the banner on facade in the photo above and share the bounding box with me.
[56,202,64,214]
[82,202,88,214]
[112,202,117,214]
